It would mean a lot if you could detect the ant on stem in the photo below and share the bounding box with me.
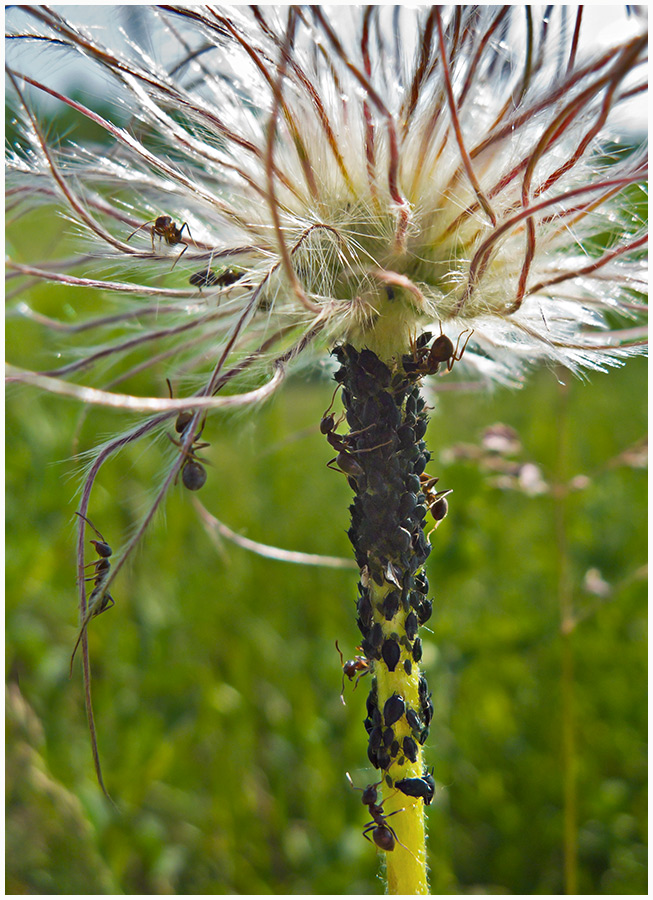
[321,392,391,478]
[69,513,115,673]
[75,512,114,615]
[419,473,453,533]
[336,640,370,704]
[346,773,415,855]
[165,380,210,491]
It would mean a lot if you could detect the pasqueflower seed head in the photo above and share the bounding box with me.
[6,6,647,396]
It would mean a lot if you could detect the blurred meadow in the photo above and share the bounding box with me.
[6,108,647,895]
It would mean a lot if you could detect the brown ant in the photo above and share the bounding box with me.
[406,325,473,376]
[189,267,245,289]
[346,773,413,854]
[75,512,114,615]
[189,266,245,289]
[336,640,370,705]
[189,268,221,288]
[165,379,210,490]
[169,424,210,492]
[420,473,452,532]
[321,396,391,478]
[429,325,473,373]
[69,512,115,673]
[169,425,210,491]
[127,215,192,269]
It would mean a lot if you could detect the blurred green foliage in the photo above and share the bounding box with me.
[6,209,647,894]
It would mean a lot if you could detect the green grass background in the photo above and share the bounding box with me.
[6,210,647,894]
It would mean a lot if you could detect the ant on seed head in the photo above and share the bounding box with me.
[345,772,414,855]
[169,426,211,491]
[165,379,210,490]
[336,640,370,705]
[189,268,220,288]
[189,266,245,289]
[407,324,474,376]
[165,399,210,494]
[127,215,192,269]
[429,324,473,373]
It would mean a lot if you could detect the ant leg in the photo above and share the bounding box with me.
[169,222,194,271]
[126,220,154,242]
[97,595,115,615]
[350,438,392,455]
[167,432,184,451]
[362,826,375,843]
[69,588,111,674]
[335,640,348,703]
[448,328,474,370]
[191,414,208,441]
[384,823,420,861]
[457,327,474,357]
[322,382,342,419]
[345,422,377,439]
[380,808,404,821]
[167,432,207,456]
[178,221,193,243]
[74,511,108,545]
[82,573,103,583]
[170,242,188,271]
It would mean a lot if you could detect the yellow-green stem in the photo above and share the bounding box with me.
[332,333,434,894]
[369,580,429,894]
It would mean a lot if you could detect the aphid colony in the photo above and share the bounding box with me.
[326,340,452,850]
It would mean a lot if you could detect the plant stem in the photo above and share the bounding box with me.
[330,343,437,894]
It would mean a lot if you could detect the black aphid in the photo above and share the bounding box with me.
[383,693,405,727]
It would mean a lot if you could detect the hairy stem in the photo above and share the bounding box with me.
[330,342,440,893]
